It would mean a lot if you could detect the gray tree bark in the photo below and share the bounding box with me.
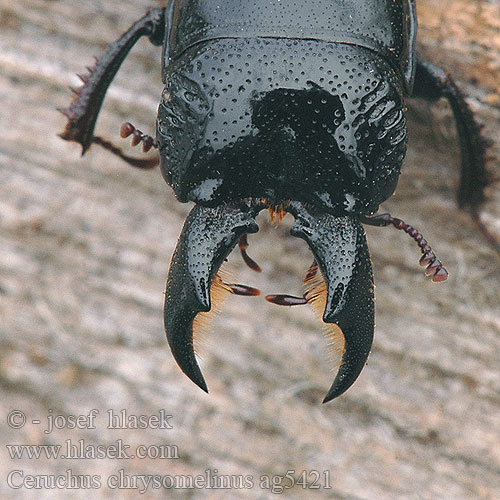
[1,1,499,499]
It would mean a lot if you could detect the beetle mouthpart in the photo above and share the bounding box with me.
[287,202,374,402]
[267,204,288,227]
[238,234,262,272]
[265,261,318,306]
[265,294,309,306]
[166,200,373,402]
[164,202,259,393]
[227,284,261,296]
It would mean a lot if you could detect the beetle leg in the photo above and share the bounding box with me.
[59,8,165,167]
[413,60,499,255]
[287,202,374,402]
[165,202,259,393]
[413,60,489,208]
[361,213,449,282]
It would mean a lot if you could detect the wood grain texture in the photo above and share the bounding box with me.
[1,1,499,499]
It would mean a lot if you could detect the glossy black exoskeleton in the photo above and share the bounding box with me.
[60,0,491,403]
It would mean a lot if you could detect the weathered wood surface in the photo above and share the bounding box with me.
[1,1,499,499]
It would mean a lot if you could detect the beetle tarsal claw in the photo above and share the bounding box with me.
[288,202,374,402]
[164,202,259,392]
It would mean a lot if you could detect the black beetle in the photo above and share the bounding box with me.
[60,0,493,403]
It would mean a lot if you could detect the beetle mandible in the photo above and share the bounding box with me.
[60,0,493,403]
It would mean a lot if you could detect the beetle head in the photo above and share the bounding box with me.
[158,41,407,219]
[159,40,410,401]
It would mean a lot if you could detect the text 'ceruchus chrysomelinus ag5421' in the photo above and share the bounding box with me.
[59,1,496,403]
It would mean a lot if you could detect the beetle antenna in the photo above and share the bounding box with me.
[91,136,159,169]
[120,122,159,152]
[361,214,449,282]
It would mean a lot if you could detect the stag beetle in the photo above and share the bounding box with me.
[60,0,493,403]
